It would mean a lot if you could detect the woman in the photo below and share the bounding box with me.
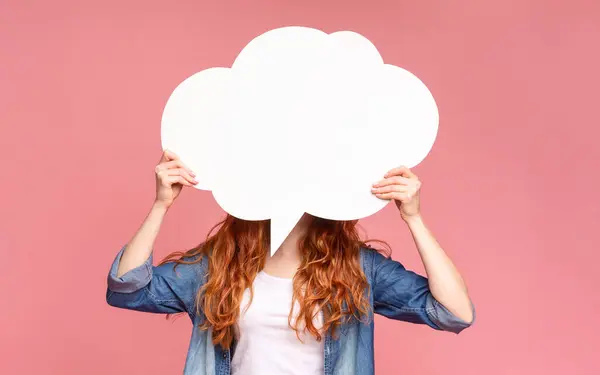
[107,150,475,375]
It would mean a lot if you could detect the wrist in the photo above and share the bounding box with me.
[151,200,171,214]
[402,212,423,225]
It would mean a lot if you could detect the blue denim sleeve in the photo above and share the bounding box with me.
[106,246,205,319]
[370,249,474,334]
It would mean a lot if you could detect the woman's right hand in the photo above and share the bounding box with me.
[154,150,198,209]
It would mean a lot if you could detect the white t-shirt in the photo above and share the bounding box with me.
[230,271,324,375]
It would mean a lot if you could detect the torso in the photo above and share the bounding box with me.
[230,270,324,375]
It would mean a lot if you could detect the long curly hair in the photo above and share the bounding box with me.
[160,214,386,350]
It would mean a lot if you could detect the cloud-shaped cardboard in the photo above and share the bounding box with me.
[161,27,439,254]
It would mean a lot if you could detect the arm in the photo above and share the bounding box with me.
[371,165,475,332]
[106,245,203,317]
[116,203,168,278]
[117,150,197,277]
[106,150,200,316]
[405,214,474,323]
[370,249,474,334]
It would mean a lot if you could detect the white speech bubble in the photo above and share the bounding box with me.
[161,26,439,255]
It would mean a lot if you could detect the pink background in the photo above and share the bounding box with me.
[1,0,599,374]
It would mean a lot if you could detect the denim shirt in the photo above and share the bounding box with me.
[107,246,475,375]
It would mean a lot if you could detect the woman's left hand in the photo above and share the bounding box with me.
[371,166,422,221]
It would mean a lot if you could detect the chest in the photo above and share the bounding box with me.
[236,272,323,338]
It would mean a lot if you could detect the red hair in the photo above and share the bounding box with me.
[161,214,385,349]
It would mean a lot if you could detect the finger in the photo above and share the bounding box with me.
[158,160,196,177]
[372,176,411,188]
[166,168,198,184]
[157,170,197,186]
[160,149,179,163]
[385,166,417,179]
[165,175,193,187]
[373,191,412,201]
[371,185,409,194]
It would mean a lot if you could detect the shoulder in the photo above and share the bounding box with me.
[359,245,408,283]
[359,246,390,282]
[359,245,393,266]
[156,252,209,282]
